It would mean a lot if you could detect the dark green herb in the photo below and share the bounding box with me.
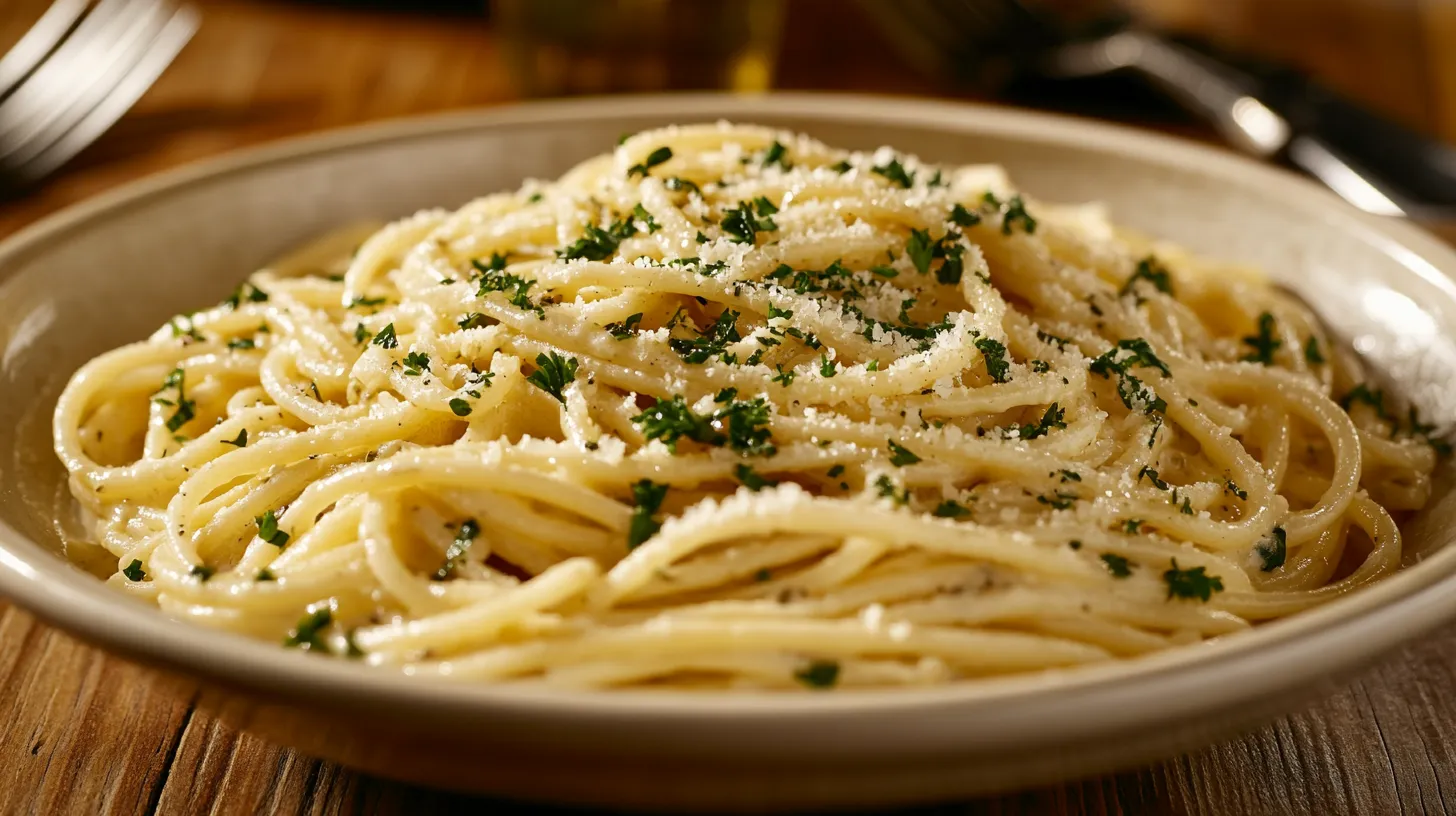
[794,660,840,689]
[1225,478,1248,500]
[906,229,935,275]
[665,177,701,195]
[527,352,578,403]
[1124,518,1145,534]
[1037,330,1072,350]
[256,509,290,548]
[632,395,720,452]
[869,265,898,278]
[1255,527,1286,572]
[1304,336,1325,365]
[449,398,472,416]
[222,429,248,447]
[1057,469,1081,483]
[761,140,791,169]
[1088,339,1170,414]
[402,351,430,376]
[670,310,742,364]
[372,323,398,349]
[755,568,772,582]
[1037,491,1078,510]
[871,158,914,188]
[353,323,371,343]
[826,464,846,478]
[558,224,628,262]
[627,479,669,549]
[1010,402,1066,440]
[714,397,777,457]
[983,192,1037,234]
[283,605,332,651]
[627,146,673,178]
[771,365,796,387]
[820,355,837,378]
[190,565,215,582]
[1163,559,1224,601]
[1137,466,1169,490]
[949,203,981,228]
[1120,256,1174,300]
[122,560,146,581]
[874,475,909,505]
[933,500,970,518]
[1341,383,1392,421]
[1241,312,1281,365]
[829,159,852,173]
[1100,553,1134,578]
[434,519,480,580]
[632,203,661,233]
[606,313,643,339]
[720,199,779,244]
[887,440,921,466]
[348,295,388,309]
[256,569,275,582]
[735,463,778,491]
[974,337,1010,383]
[227,337,256,351]
[224,281,269,309]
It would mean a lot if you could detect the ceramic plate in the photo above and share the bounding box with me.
[3,94,1456,812]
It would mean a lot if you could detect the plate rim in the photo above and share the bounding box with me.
[5,91,1456,759]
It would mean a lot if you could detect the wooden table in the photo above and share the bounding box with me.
[2,1,1455,812]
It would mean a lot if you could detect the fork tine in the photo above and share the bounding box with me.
[0,0,90,99]
[0,0,173,158]
[15,6,198,183]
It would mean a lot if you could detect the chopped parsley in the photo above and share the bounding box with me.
[348,295,388,309]
[434,519,480,580]
[632,203,661,233]
[224,281,269,309]
[222,429,248,447]
[1163,559,1224,601]
[190,565,215,582]
[665,177,701,195]
[735,464,778,491]
[526,352,578,403]
[1120,256,1173,300]
[794,660,840,689]
[627,480,668,549]
[1304,336,1325,365]
[1241,312,1281,365]
[353,323,371,343]
[1037,491,1078,510]
[761,140,791,169]
[820,355,837,378]
[626,146,672,178]
[256,509,290,548]
[829,159,852,173]
[983,192,1037,234]
[1088,339,1170,414]
[632,396,719,452]
[714,397,777,457]
[887,440,921,466]
[227,337,256,351]
[933,500,970,518]
[907,229,935,275]
[283,605,332,651]
[1225,478,1248,500]
[1340,383,1391,421]
[1100,553,1134,578]
[156,367,196,433]
[1010,402,1066,440]
[670,310,741,364]
[449,398,473,416]
[1255,527,1286,572]
[256,569,275,582]
[1137,466,1169,490]
[974,337,1011,383]
[827,464,845,478]
[606,313,643,339]
[949,203,981,227]
[1123,518,1145,534]
[371,323,398,349]
[874,475,909,505]
[122,560,146,581]
[871,158,914,188]
[402,351,430,376]
[720,198,779,244]
[771,365,796,387]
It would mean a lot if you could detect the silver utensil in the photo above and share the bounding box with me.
[858,0,1456,223]
[0,0,199,190]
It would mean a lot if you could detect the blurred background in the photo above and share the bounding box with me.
[0,0,1452,236]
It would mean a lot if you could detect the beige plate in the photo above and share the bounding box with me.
[3,94,1456,813]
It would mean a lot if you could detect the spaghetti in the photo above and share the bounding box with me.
[53,123,1442,689]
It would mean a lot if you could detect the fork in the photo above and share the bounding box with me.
[0,0,199,190]
[857,0,1456,222]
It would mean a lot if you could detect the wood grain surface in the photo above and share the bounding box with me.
[2,0,1455,813]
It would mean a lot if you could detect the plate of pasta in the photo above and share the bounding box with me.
[6,94,1456,810]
